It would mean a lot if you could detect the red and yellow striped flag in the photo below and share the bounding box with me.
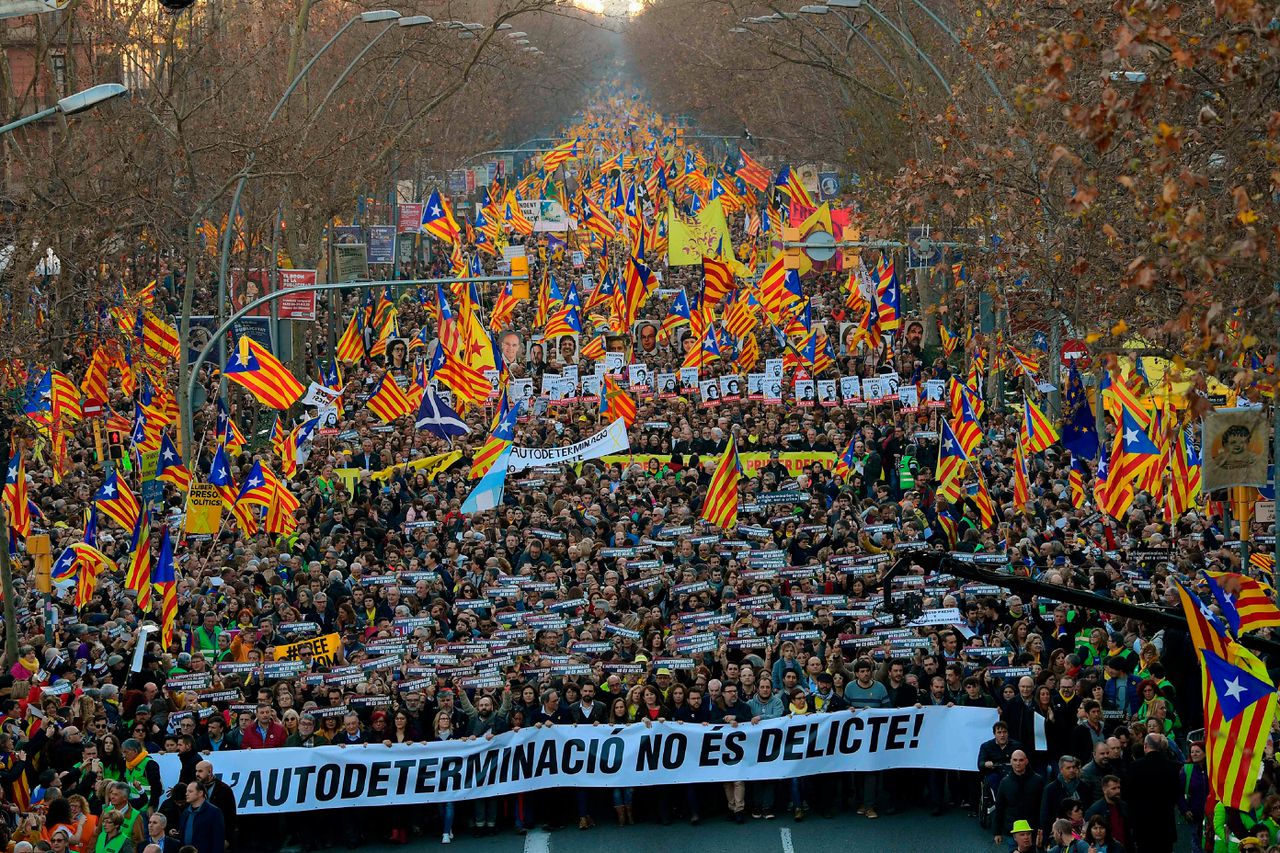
[700,436,741,529]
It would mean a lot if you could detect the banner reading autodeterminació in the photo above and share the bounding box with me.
[508,417,629,472]
[155,707,994,814]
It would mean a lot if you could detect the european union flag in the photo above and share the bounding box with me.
[1061,366,1100,460]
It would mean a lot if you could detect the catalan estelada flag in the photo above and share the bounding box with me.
[700,435,741,529]
[152,526,178,648]
[1021,395,1059,454]
[470,393,521,480]
[1175,577,1277,810]
[936,419,968,504]
[125,510,152,612]
[94,469,140,531]
[336,308,366,363]
[2,451,30,537]
[1203,570,1280,637]
[421,188,461,244]
[224,336,304,410]
[366,374,415,424]
[155,433,191,492]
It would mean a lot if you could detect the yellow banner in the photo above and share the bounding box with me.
[667,198,734,266]
[184,483,223,535]
[138,450,160,482]
[272,632,342,666]
[599,451,836,479]
[333,450,463,492]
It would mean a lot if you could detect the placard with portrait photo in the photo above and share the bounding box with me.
[1202,407,1269,491]
[795,379,816,407]
[633,320,660,357]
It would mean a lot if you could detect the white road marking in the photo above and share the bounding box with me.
[524,828,551,853]
[781,827,795,853]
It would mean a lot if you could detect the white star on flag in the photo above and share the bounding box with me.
[1223,677,1246,702]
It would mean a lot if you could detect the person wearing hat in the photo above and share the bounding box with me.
[1009,819,1037,852]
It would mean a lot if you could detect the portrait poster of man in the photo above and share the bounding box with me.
[633,320,660,355]
[840,376,861,405]
[499,329,523,366]
[817,379,837,407]
[795,379,815,407]
[605,335,631,362]
[679,367,699,391]
[901,318,926,360]
[628,363,650,391]
[1202,407,1269,491]
[580,373,602,400]
[512,378,535,409]
[555,334,579,365]
[527,337,548,369]
[604,350,627,375]
[747,373,764,399]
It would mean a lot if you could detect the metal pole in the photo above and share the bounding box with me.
[903,0,1041,185]
[182,274,525,465]
[215,14,365,370]
[0,105,56,136]
[0,501,16,666]
[1274,281,1280,606]
[857,1,953,96]
[304,20,400,128]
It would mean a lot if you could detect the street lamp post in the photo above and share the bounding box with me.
[181,274,526,465]
[305,15,433,129]
[212,9,402,370]
[796,5,908,97]
[186,10,401,456]
[825,0,953,96]
[0,82,127,136]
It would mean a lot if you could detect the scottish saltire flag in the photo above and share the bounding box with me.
[416,386,471,441]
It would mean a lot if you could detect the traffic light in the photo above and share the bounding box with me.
[841,228,862,269]
[782,226,803,270]
[509,255,530,299]
[107,430,124,461]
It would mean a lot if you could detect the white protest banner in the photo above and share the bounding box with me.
[302,382,341,409]
[508,418,629,472]
[155,707,995,814]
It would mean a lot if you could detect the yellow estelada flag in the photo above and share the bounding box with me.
[667,197,735,266]
[794,203,833,277]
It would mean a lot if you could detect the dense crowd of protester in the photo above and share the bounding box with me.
[0,113,1272,853]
